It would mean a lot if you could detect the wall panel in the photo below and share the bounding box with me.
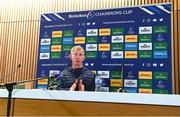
[0,0,179,93]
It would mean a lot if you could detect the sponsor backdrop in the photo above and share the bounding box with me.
[37,3,172,94]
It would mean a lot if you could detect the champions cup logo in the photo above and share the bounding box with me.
[87,11,96,19]
[101,52,108,59]
[87,10,133,19]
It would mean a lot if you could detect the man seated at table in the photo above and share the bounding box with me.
[56,45,95,91]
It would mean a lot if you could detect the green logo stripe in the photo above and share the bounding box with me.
[86,37,97,43]
[51,52,61,59]
[86,52,97,59]
[111,71,122,79]
[62,45,73,52]
[139,51,152,58]
[139,35,152,42]
[154,42,167,50]
[153,26,167,34]
[138,80,152,88]
[154,89,168,94]
[111,43,123,50]
[112,28,124,35]
[51,37,62,45]
[154,72,168,80]
[63,30,74,37]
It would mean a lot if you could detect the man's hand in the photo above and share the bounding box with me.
[70,79,78,91]
[78,79,84,91]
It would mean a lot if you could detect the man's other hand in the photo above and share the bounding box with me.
[70,79,78,91]
[78,79,84,91]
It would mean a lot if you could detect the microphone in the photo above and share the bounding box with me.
[0,64,21,81]
[48,64,71,89]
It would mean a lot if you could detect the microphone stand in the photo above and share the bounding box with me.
[0,77,47,117]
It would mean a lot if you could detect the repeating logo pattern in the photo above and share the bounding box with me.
[37,4,172,94]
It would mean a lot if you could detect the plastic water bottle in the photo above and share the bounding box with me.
[95,75,103,91]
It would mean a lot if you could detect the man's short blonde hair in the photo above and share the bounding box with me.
[71,45,85,54]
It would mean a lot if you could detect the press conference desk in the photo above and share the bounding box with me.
[0,89,180,116]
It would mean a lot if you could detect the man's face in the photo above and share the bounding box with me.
[71,49,85,67]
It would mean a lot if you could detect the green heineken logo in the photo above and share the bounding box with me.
[62,45,73,52]
[86,52,97,59]
[51,37,62,45]
[51,52,61,59]
[86,37,97,43]
[112,28,124,35]
[139,51,152,58]
[154,89,168,94]
[139,35,152,42]
[63,30,74,37]
[138,80,152,88]
[154,42,167,50]
[153,26,167,34]
[111,43,123,50]
[154,72,168,80]
[111,71,122,79]
[110,87,119,92]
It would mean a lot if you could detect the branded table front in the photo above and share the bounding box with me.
[0,89,180,116]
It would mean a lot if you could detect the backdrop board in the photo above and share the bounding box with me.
[37,3,172,94]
